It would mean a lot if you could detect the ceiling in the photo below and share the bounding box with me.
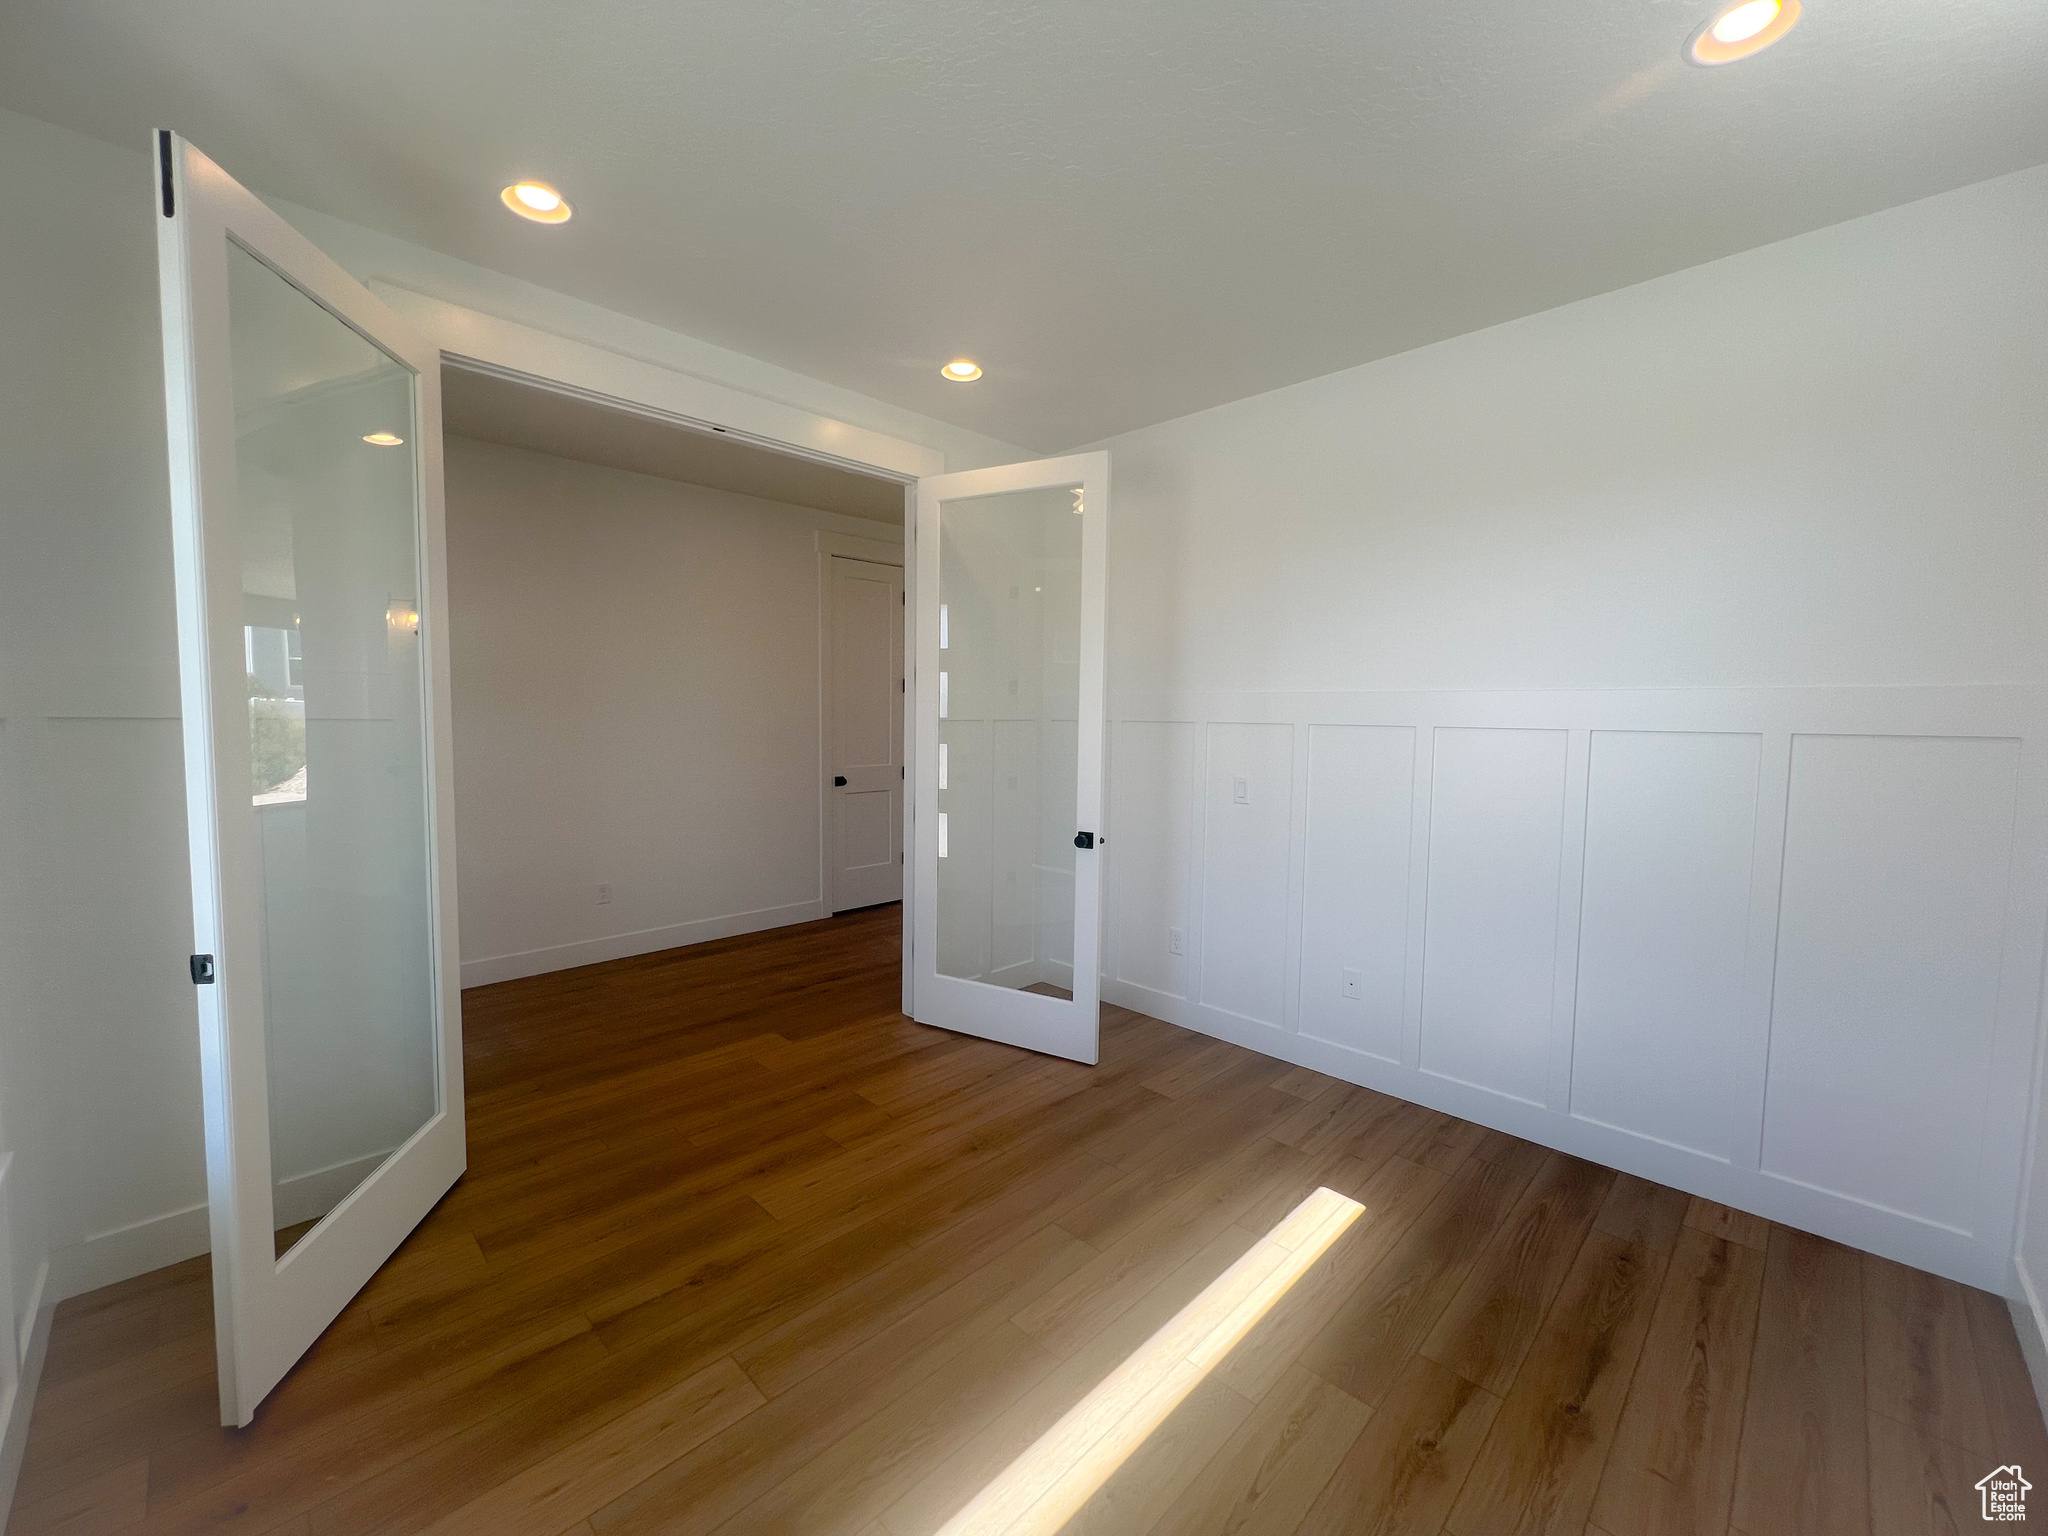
[441,367,907,523]
[3,1,2043,450]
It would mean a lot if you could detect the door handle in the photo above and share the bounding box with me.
[834,776,848,787]
[1074,831,1096,849]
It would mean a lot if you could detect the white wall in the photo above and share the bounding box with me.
[445,436,897,985]
[1090,163,2048,1303]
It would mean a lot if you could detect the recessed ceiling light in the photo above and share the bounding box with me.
[500,181,572,223]
[941,359,983,382]
[362,431,405,446]
[1686,0,1800,64]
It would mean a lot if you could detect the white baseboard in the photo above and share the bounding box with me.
[38,1150,403,1317]
[459,900,826,988]
[1100,976,2007,1291]
[2011,1254,2048,1430]
[274,1151,396,1230]
[0,1269,51,1536]
[48,1203,210,1308]
[984,959,1042,990]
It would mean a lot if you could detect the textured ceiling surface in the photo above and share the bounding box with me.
[4,1,2043,449]
[442,367,907,523]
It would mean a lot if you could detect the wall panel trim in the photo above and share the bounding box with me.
[1101,681,2048,1290]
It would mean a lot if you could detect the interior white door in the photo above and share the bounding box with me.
[912,453,1109,1064]
[829,556,905,912]
[154,133,465,1425]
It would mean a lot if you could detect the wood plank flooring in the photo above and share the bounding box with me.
[14,904,2046,1535]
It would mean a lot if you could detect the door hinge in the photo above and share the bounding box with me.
[1074,831,1096,850]
[834,775,848,786]
[158,130,175,217]
[189,953,215,985]
[900,765,905,779]
[900,678,905,693]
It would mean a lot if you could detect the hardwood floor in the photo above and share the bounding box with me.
[14,903,2046,1535]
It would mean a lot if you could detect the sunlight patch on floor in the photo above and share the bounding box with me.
[936,1185,1366,1535]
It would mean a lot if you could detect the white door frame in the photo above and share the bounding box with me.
[426,359,922,1011]
[817,532,907,916]
[424,350,928,1012]
[156,132,466,1425]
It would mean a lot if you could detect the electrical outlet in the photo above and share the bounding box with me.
[1168,927,1185,956]
[1232,776,1250,805]
[1341,968,1362,1000]
[596,882,613,905]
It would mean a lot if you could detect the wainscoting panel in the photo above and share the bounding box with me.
[1099,685,2048,1290]
[1418,727,1569,1107]
[1761,732,2023,1237]
[1296,724,1414,1063]
[1197,723,1295,1030]
[1570,730,1762,1161]
[43,717,208,1245]
[1108,720,1196,1001]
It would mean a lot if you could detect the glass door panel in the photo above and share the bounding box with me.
[937,485,1082,998]
[223,244,438,1258]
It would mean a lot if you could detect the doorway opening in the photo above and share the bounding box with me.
[436,361,913,991]
[822,550,905,915]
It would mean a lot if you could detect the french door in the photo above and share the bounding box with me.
[155,133,465,1425]
[911,453,1109,1064]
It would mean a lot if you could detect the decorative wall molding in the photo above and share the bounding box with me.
[1102,683,2048,1291]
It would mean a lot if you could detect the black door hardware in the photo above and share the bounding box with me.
[1074,832,1096,849]
[190,954,215,985]
[834,776,848,786]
